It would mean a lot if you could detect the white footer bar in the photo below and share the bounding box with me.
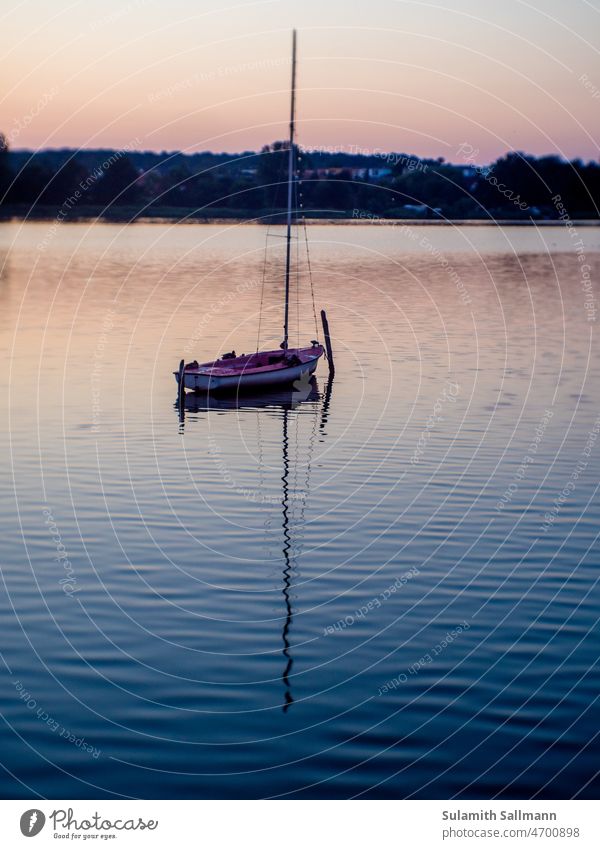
[0,800,597,848]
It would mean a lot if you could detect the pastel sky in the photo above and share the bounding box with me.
[2,0,600,163]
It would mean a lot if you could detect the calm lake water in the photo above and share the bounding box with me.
[1,221,599,799]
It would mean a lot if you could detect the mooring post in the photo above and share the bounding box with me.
[320,310,335,376]
[177,359,185,411]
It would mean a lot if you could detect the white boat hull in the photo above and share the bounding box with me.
[175,347,323,393]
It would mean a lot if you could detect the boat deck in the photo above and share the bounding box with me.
[184,346,322,377]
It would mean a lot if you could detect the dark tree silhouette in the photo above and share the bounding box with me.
[38,158,89,206]
[0,133,10,200]
[90,155,141,206]
[0,137,598,220]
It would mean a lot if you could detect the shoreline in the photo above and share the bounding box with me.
[1,209,598,227]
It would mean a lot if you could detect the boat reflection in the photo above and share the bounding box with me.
[174,373,334,712]
[177,375,322,416]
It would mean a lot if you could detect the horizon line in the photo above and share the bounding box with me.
[6,144,599,167]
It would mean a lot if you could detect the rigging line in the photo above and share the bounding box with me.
[283,30,297,350]
[296,152,302,349]
[257,143,290,351]
[255,227,270,352]
[295,176,300,348]
[300,185,319,339]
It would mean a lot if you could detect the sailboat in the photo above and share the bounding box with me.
[174,30,325,394]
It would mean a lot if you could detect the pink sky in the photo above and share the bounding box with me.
[2,0,599,163]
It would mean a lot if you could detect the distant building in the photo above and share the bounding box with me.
[366,167,392,180]
[302,166,392,181]
[402,203,428,214]
[302,167,347,179]
[348,167,392,180]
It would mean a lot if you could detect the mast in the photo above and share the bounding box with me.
[282,29,297,350]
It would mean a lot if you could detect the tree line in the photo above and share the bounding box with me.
[0,135,598,220]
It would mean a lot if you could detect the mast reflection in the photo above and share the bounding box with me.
[280,405,294,712]
[174,372,334,712]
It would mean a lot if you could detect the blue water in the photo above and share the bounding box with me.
[1,221,599,798]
